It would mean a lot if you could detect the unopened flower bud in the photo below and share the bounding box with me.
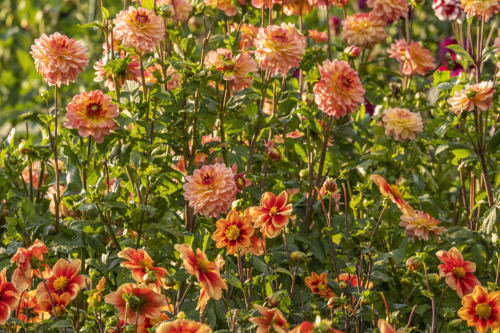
[338,280,348,290]
[291,251,307,262]
[406,256,422,271]
[427,273,440,284]
[268,294,281,308]
[196,3,206,12]
[125,325,136,333]
[444,312,455,320]
[328,297,342,308]
[360,297,371,306]
[448,319,462,328]
[400,277,411,285]
[389,82,401,96]
[143,272,158,285]
[164,276,177,287]
[311,45,322,54]
[264,253,275,265]
[107,318,118,327]
[299,169,309,180]
[177,311,186,319]
[323,178,338,193]
[265,140,281,162]
[302,92,315,105]
[344,45,361,59]
[127,296,141,311]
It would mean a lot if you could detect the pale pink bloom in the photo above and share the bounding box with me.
[283,0,313,16]
[399,211,447,243]
[286,129,305,138]
[133,0,193,24]
[230,23,259,51]
[388,38,436,75]
[433,0,466,22]
[367,0,408,21]
[94,57,142,91]
[308,30,328,43]
[183,163,237,218]
[45,185,77,218]
[254,23,307,75]
[30,32,89,86]
[205,0,237,16]
[314,59,365,119]
[201,134,221,145]
[447,81,495,115]
[382,107,423,142]
[461,0,499,21]
[342,13,388,49]
[205,48,258,91]
[113,6,165,53]
[144,64,181,90]
[102,31,121,54]
[64,90,120,143]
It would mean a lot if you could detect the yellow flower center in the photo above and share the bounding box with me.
[389,185,403,199]
[317,282,327,292]
[53,305,64,317]
[475,303,492,319]
[138,259,153,271]
[53,276,70,292]
[453,267,466,279]
[225,225,241,241]
[269,206,279,215]
[196,259,211,274]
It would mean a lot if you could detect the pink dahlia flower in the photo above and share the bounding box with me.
[113,6,165,53]
[94,57,142,91]
[433,0,466,21]
[144,64,181,90]
[342,13,388,49]
[447,81,495,115]
[461,0,499,21]
[183,163,237,218]
[205,0,237,16]
[64,90,120,143]
[382,107,423,142]
[308,30,328,43]
[230,23,259,51]
[252,0,279,9]
[399,211,447,243]
[133,0,193,24]
[367,0,408,22]
[283,0,313,15]
[254,23,307,75]
[436,247,481,298]
[30,32,89,86]
[388,38,435,75]
[314,59,365,119]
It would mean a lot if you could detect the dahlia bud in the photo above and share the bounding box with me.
[406,256,422,271]
[323,178,338,193]
[338,280,348,290]
[143,272,158,285]
[164,276,177,287]
[448,319,462,328]
[127,296,141,311]
[302,92,315,105]
[264,253,275,265]
[177,311,186,319]
[360,297,371,305]
[125,325,136,333]
[268,294,281,308]
[328,297,342,308]
[235,177,246,191]
[389,82,401,96]
[444,312,455,320]
[291,251,307,261]
[400,277,411,285]
[159,7,172,17]
[344,45,361,59]
[265,140,281,162]
[196,3,206,13]
[427,273,440,284]
[299,169,309,180]
[107,317,118,327]
[311,44,322,54]
[19,140,30,155]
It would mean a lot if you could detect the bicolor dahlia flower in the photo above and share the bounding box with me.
[30,32,89,86]
[38,292,71,318]
[18,290,46,323]
[367,0,408,21]
[305,272,336,299]
[447,81,495,115]
[342,13,388,49]
[458,285,500,333]
[253,191,293,238]
[335,273,373,290]
[370,174,415,216]
[388,38,436,75]
[35,259,86,301]
[183,163,237,219]
[254,23,307,75]
[382,107,424,142]
[433,0,466,21]
[196,256,225,314]
[314,59,365,119]
[113,6,165,52]
[436,247,481,298]
[460,0,499,21]
[205,0,237,15]
[0,268,20,325]
[308,30,328,42]
[94,57,142,91]
[212,210,255,254]
[399,211,447,243]
[157,319,213,333]
[174,244,228,299]
[291,321,343,333]
[118,247,169,291]
[10,239,51,293]
[249,305,290,333]
[378,320,396,333]
[64,90,120,144]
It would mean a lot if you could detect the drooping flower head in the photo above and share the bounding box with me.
[254,23,307,75]
[382,107,424,142]
[30,32,89,86]
[460,0,499,21]
[11,239,51,293]
[433,0,466,21]
[18,290,46,324]
[253,191,293,238]
[342,13,388,49]
[305,272,336,299]
[370,174,415,216]
[367,0,408,21]
[232,164,251,193]
[314,59,365,119]
[35,259,86,301]
[0,268,20,325]
[436,247,481,298]
[205,0,238,16]
[174,244,228,299]
[399,211,447,243]
[64,90,119,144]
[213,210,255,254]
[388,38,436,75]
[113,6,165,52]
[94,57,142,91]
[249,305,290,333]
[458,285,500,333]
[38,292,71,318]
[447,81,495,115]
[157,318,213,333]
[118,247,169,291]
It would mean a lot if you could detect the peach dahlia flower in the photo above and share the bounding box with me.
[447,81,495,115]
[205,0,237,16]
[342,13,388,49]
[436,247,480,298]
[461,0,499,21]
[367,0,408,22]
[64,90,119,144]
[252,0,279,9]
[39,292,71,318]
[283,0,313,16]
[388,38,435,75]
[113,6,165,52]
[94,57,142,91]
[30,32,89,86]
[308,30,328,43]
[314,59,365,119]
[35,259,86,301]
[254,23,307,75]
[45,185,77,218]
[144,63,181,90]
[18,290,46,323]
[157,319,213,333]
[382,107,423,142]
[249,305,290,333]
[213,210,255,254]
[399,211,447,243]
[458,285,500,333]
[0,268,20,325]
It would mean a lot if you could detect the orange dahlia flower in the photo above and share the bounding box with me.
[105,283,167,324]
[249,305,290,333]
[64,90,119,144]
[335,273,373,290]
[253,191,293,238]
[174,244,228,299]
[447,81,495,115]
[254,23,307,75]
[157,318,213,333]
[367,0,408,22]
[0,268,20,325]
[183,163,237,219]
[35,258,86,301]
[399,211,447,243]
[308,30,328,43]
[458,285,500,333]
[314,59,365,119]
[118,247,169,291]
[11,239,51,293]
[461,0,499,21]
[30,32,89,86]
[213,210,255,254]
[436,247,480,298]
[18,290,47,323]
[205,0,237,16]
[39,292,71,318]
[370,174,415,216]
[342,14,387,49]
[196,256,225,314]
[305,272,336,299]
[291,320,343,333]
[283,0,313,16]
[388,38,435,75]
[382,107,424,142]
[113,6,165,53]
[378,319,396,333]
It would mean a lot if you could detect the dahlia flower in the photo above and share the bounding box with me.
[183,163,237,219]
[367,0,408,21]
[35,259,86,301]
[18,290,46,323]
[205,0,237,16]
[305,272,336,299]
[133,0,193,23]
[308,30,328,42]
[382,107,424,142]
[118,247,169,291]
[252,0,278,9]
[253,191,293,238]
[447,81,495,115]
[458,285,500,333]
[399,211,447,243]
[174,244,228,299]
[30,32,89,86]
[291,321,343,333]
[105,283,167,324]
[378,320,396,333]
[94,57,142,91]
[388,38,436,75]
[433,0,466,21]
[230,23,259,51]
[113,6,165,52]
[436,247,481,298]
[370,174,415,216]
[335,273,373,289]
[38,292,71,318]
[0,268,20,325]
[21,160,63,189]
[286,129,305,138]
[342,13,388,49]
[232,163,251,192]
[144,64,181,90]
[283,0,313,16]
[254,23,307,75]
[157,319,213,333]
[196,257,225,314]
[11,239,51,293]
[64,90,120,144]
[45,185,76,218]
[460,0,499,21]
[213,210,255,254]
[249,305,290,333]
[314,59,365,119]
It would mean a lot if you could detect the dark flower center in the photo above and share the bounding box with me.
[86,102,105,119]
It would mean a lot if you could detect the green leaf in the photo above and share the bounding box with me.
[52,320,73,328]
[447,45,475,64]
[433,70,450,88]
[276,267,293,277]
[481,207,497,233]
[38,114,54,123]
[142,0,155,9]
[421,290,433,298]
[77,22,101,29]
[104,59,129,75]
[451,148,471,165]
[222,274,243,289]
[487,129,500,153]
[101,6,110,20]
[332,122,356,138]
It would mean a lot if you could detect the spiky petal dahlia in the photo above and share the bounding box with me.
[205,0,237,16]
[64,90,119,144]
[388,38,436,75]
[113,6,165,52]
[458,285,500,333]
[382,107,423,142]
[314,59,365,119]
[436,247,481,298]
[253,191,293,238]
[249,305,290,333]
[447,81,495,115]
[157,319,213,333]
[30,32,89,86]
[254,23,307,75]
[342,13,388,49]
[433,0,466,21]
[183,163,237,219]
[460,0,499,21]
[367,0,408,21]
[399,211,447,243]
[212,210,255,254]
